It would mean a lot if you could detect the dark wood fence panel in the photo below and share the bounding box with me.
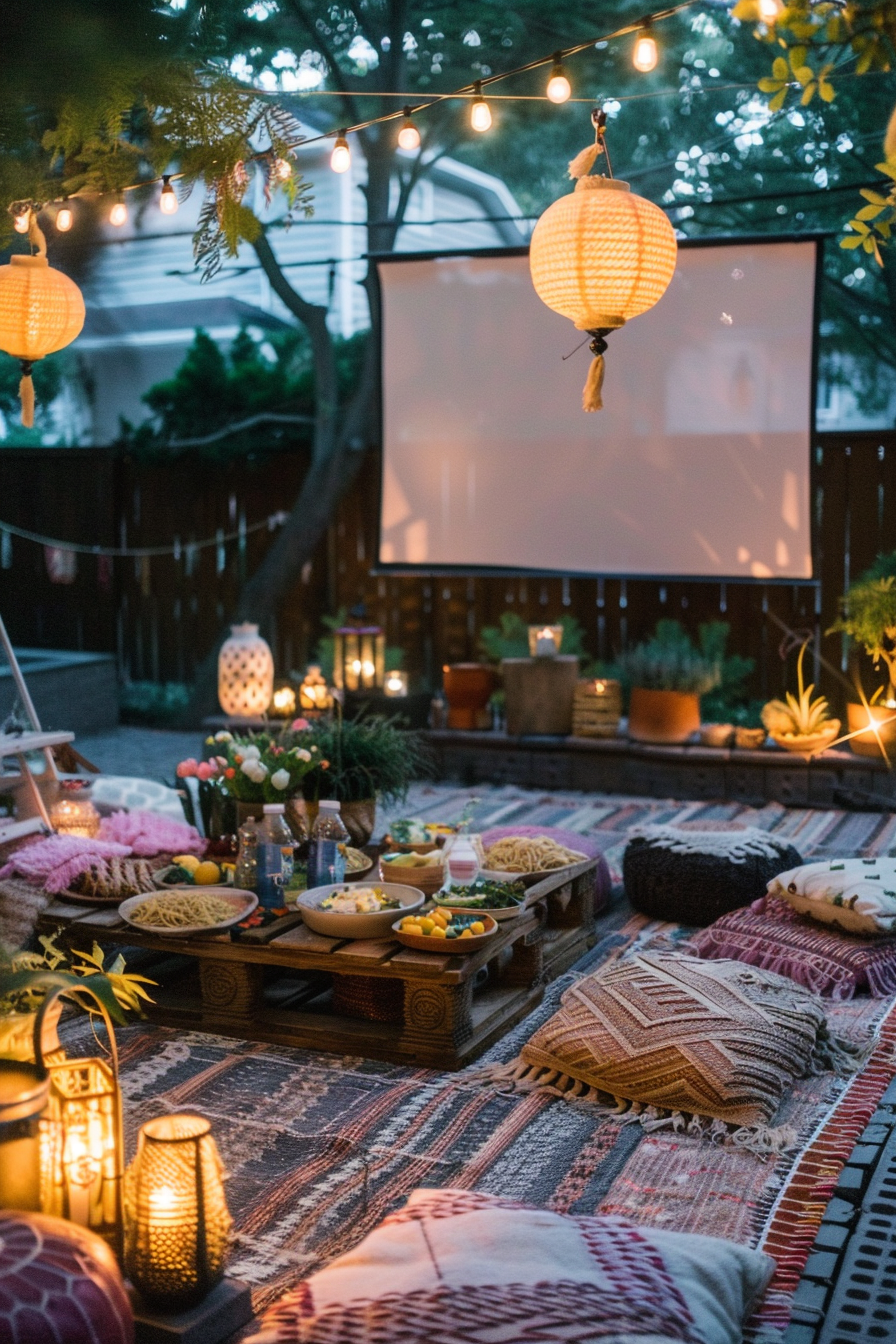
[1,432,894,715]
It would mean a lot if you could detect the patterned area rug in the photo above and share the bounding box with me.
[104,784,896,1335]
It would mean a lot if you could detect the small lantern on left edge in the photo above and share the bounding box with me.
[333,625,386,694]
[0,213,85,427]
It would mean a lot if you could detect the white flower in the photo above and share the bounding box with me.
[271,768,291,790]
[296,748,311,762]
[215,730,234,742]
[253,762,268,780]
[241,760,266,783]
[242,744,261,760]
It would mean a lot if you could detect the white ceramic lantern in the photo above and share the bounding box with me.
[217,624,274,717]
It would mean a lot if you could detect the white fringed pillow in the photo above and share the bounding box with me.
[246,1188,774,1344]
[769,858,896,936]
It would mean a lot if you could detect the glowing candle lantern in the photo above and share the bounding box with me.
[384,670,409,697]
[124,1113,231,1308]
[529,120,677,411]
[271,685,297,718]
[50,796,101,838]
[0,1060,50,1212]
[333,625,386,693]
[218,623,275,717]
[528,624,564,658]
[299,664,334,715]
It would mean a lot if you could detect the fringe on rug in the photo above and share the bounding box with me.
[466,1059,801,1156]
[810,1023,875,1077]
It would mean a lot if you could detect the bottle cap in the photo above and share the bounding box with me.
[319,799,341,811]
[263,803,285,813]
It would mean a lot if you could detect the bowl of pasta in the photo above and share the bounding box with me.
[479,833,590,887]
[118,886,258,937]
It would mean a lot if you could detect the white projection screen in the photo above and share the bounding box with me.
[377,239,817,579]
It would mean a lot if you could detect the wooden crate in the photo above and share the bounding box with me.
[39,860,601,1071]
[572,679,622,738]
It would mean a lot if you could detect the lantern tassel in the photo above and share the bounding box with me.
[19,361,34,428]
[583,329,610,413]
[568,142,601,180]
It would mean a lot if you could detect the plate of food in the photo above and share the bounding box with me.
[119,887,257,937]
[345,846,375,876]
[433,878,526,921]
[378,849,446,896]
[297,882,425,939]
[392,907,497,953]
[478,833,591,887]
[153,856,235,888]
[67,857,159,905]
[380,818,455,854]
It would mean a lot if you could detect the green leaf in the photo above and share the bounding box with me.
[876,161,896,181]
[793,64,815,86]
[849,219,871,235]
[800,82,817,105]
[819,80,836,103]
[759,76,785,93]
[772,56,790,81]
[789,46,808,71]
[861,189,890,205]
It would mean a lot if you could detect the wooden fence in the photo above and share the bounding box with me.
[0,430,893,713]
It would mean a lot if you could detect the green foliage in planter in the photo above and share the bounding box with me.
[120,680,192,727]
[829,552,896,695]
[477,612,590,664]
[290,715,432,806]
[617,620,722,697]
[697,622,758,723]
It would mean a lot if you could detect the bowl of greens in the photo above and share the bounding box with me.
[434,878,526,921]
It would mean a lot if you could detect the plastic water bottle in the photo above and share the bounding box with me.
[255,804,296,909]
[308,801,349,888]
[234,819,258,892]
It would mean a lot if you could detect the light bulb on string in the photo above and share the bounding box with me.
[109,198,128,227]
[397,108,421,151]
[330,133,351,173]
[55,205,74,233]
[470,82,492,132]
[632,26,658,73]
[159,176,179,215]
[546,54,571,104]
[758,0,783,22]
[13,211,30,235]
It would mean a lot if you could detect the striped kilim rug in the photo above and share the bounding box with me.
[108,784,896,1336]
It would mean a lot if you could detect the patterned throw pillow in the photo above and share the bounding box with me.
[768,858,896,936]
[246,1188,774,1344]
[519,952,843,1129]
[623,826,803,926]
[692,895,896,1000]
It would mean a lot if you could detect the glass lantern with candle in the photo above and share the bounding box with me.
[270,685,297,718]
[299,664,334,717]
[50,795,101,838]
[527,624,564,658]
[384,670,408,698]
[333,625,386,693]
[125,1113,231,1308]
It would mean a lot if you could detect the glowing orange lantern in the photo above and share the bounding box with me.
[0,214,85,427]
[529,117,677,411]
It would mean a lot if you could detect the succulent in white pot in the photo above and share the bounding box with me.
[761,642,840,755]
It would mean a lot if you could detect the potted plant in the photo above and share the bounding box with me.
[761,640,840,756]
[829,553,896,756]
[617,621,721,744]
[288,714,431,846]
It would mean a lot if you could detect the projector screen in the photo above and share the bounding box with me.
[377,238,817,579]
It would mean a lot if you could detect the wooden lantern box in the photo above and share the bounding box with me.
[572,679,622,738]
[501,656,579,736]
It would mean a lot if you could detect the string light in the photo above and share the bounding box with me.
[330,132,351,173]
[546,54,572,104]
[55,205,73,232]
[470,82,492,132]
[397,107,421,151]
[13,212,30,234]
[159,176,179,215]
[109,198,128,227]
[758,0,783,21]
[632,25,659,72]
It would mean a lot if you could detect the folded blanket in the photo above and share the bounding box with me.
[98,809,204,857]
[0,835,130,894]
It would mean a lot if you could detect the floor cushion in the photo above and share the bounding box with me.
[246,1187,774,1344]
[514,952,864,1133]
[623,825,802,926]
[691,895,896,1000]
[767,857,896,936]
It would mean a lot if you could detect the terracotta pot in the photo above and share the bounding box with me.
[627,688,701,745]
[442,663,496,730]
[846,701,896,757]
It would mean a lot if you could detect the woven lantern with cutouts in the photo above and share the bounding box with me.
[0,217,85,427]
[530,139,677,411]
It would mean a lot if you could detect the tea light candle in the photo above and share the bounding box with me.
[384,670,408,697]
[528,624,564,658]
[51,797,101,838]
[271,686,296,717]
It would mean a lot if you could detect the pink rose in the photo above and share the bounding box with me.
[176,759,198,778]
[196,761,217,781]
[290,717,311,731]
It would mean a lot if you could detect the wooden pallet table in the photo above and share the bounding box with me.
[39,859,601,1070]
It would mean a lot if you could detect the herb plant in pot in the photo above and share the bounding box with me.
[761,641,840,756]
[829,553,896,756]
[618,622,721,745]
[291,714,431,846]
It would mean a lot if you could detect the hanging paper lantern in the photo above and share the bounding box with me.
[530,137,677,412]
[0,216,85,427]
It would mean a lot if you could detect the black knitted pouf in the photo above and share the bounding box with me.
[623,825,803,927]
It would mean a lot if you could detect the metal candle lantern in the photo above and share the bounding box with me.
[298,664,333,715]
[333,625,385,693]
[0,1060,50,1212]
[35,986,125,1256]
[384,670,408,697]
[125,1113,231,1308]
[528,625,564,658]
